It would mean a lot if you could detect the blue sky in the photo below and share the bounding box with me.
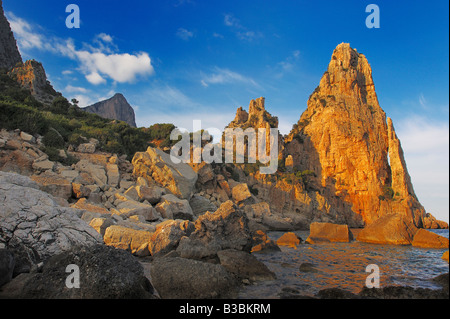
[3,0,449,221]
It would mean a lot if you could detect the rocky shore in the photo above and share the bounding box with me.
[0,128,448,298]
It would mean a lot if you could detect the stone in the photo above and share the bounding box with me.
[30,172,72,200]
[132,147,198,199]
[150,257,238,299]
[411,229,449,249]
[149,220,194,257]
[1,245,154,299]
[251,230,281,253]
[116,200,161,222]
[71,183,91,199]
[32,159,55,172]
[422,213,449,229]
[71,198,110,215]
[217,249,276,282]
[124,186,140,201]
[76,142,96,154]
[19,132,35,143]
[231,183,252,203]
[306,222,354,244]
[136,185,163,204]
[442,251,449,263]
[0,249,15,287]
[103,225,152,256]
[0,171,103,264]
[88,217,114,237]
[356,213,419,245]
[277,232,302,249]
[189,195,217,217]
[155,194,194,221]
[75,159,108,186]
[299,263,319,273]
[176,201,253,260]
[106,163,120,187]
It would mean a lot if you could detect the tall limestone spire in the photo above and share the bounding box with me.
[285,43,425,226]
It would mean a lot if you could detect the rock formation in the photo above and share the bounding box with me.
[0,0,22,70]
[83,93,137,127]
[285,43,425,227]
[8,60,60,104]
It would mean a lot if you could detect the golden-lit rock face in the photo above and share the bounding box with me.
[8,59,59,104]
[286,43,425,226]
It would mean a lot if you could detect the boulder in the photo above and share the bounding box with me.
[106,163,120,187]
[217,249,276,282]
[422,213,449,229]
[0,171,103,263]
[189,195,217,216]
[103,225,152,257]
[149,220,195,257]
[19,132,35,143]
[32,159,55,172]
[231,183,252,203]
[116,199,161,222]
[89,217,114,237]
[136,185,164,205]
[150,257,238,299]
[30,172,72,200]
[245,202,294,231]
[306,222,353,244]
[176,201,253,260]
[72,183,91,199]
[71,198,110,215]
[76,142,96,154]
[411,229,449,249]
[277,232,302,249]
[356,214,419,245]
[75,159,107,186]
[132,147,198,199]
[251,230,281,253]
[0,245,154,299]
[0,249,15,287]
[155,194,194,221]
[442,251,449,263]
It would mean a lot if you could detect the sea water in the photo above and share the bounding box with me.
[239,229,449,298]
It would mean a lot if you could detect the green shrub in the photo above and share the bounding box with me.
[42,128,65,148]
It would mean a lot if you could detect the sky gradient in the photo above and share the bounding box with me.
[3,0,449,222]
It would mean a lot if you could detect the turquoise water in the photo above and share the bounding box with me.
[240,229,449,298]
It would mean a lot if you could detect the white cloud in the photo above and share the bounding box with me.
[223,13,262,41]
[74,50,154,84]
[176,28,194,41]
[7,12,47,50]
[85,72,106,85]
[97,33,113,43]
[201,67,259,88]
[64,85,89,93]
[395,115,449,222]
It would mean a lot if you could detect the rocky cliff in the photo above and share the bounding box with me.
[8,59,60,104]
[0,0,22,70]
[83,93,137,127]
[285,43,425,226]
